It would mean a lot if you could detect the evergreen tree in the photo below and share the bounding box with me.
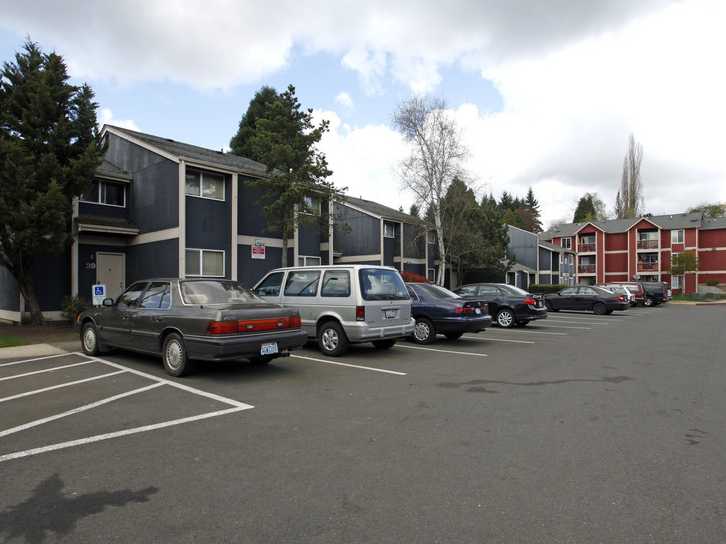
[0,41,102,323]
[409,203,420,218]
[229,84,341,266]
[573,194,597,222]
[499,191,514,211]
[523,186,542,232]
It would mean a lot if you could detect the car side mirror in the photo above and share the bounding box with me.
[102,298,114,307]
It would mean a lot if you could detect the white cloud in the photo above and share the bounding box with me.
[98,108,139,131]
[334,91,354,109]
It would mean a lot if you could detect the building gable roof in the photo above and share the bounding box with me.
[541,211,708,240]
[341,195,421,224]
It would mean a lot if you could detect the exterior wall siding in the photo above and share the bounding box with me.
[237,245,283,288]
[596,230,605,284]
[685,228,698,247]
[298,221,321,258]
[605,233,627,251]
[333,204,381,256]
[699,229,726,248]
[0,264,19,311]
[31,251,69,311]
[604,253,628,272]
[238,182,281,238]
[507,227,538,270]
[699,250,726,271]
[126,239,178,284]
[383,237,396,266]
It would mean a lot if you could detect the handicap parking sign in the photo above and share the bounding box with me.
[92,284,106,306]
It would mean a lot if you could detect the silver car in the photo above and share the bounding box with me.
[253,265,414,356]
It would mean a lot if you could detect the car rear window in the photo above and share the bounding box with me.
[414,284,460,299]
[358,268,409,301]
[499,284,528,296]
[181,280,260,305]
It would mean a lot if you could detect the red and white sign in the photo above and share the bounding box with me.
[251,241,266,260]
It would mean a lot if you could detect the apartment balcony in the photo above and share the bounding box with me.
[637,239,659,250]
[578,243,596,253]
[578,263,596,274]
[637,261,658,272]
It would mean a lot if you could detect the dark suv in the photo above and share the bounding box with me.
[454,283,547,328]
[640,282,667,306]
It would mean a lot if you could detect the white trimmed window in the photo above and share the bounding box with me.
[185,249,225,277]
[384,222,398,239]
[300,195,321,216]
[185,169,225,201]
[561,237,572,249]
[80,180,126,207]
[298,255,322,267]
[427,268,435,281]
[671,275,683,289]
[671,229,684,244]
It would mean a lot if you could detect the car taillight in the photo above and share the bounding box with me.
[355,306,365,321]
[289,314,302,329]
[618,295,626,302]
[523,296,537,306]
[207,320,238,335]
[455,305,475,314]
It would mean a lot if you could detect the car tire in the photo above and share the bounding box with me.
[413,318,436,344]
[80,322,102,356]
[606,310,614,315]
[644,297,653,307]
[162,333,192,377]
[372,339,397,349]
[317,321,349,356]
[593,303,607,315]
[444,332,463,340]
[496,308,516,328]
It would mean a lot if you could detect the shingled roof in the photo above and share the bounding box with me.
[104,125,268,177]
[541,212,708,240]
[342,195,422,224]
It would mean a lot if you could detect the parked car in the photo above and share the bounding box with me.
[544,285,630,314]
[77,278,307,376]
[453,282,548,328]
[599,284,636,306]
[640,282,667,306]
[607,282,646,306]
[405,283,492,344]
[253,265,414,356]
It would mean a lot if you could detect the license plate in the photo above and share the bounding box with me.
[260,342,278,356]
[383,309,399,320]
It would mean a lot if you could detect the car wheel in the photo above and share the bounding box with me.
[80,322,101,356]
[372,339,396,349]
[593,303,607,315]
[318,321,349,356]
[496,309,515,328]
[413,318,436,344]
[162,333,192,377]
[444,332,463,340]
[644,297,653,307]
[606,310,614,315]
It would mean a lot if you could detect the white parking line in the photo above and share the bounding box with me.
[462,335,535,344]
[0,370,126,404]
[291,354,406,375]
[0,352,77,368]
[492,329,568,336]
[395,344,488,357]
[529,324,591,330]
[0,407,247,464]
[0,383,163,438]
[544,319,609,325]
[0,360,97,382]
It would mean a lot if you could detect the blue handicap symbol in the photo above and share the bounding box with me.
[94,286,104,295]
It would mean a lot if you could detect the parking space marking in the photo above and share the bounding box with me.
[462,335,535,344]
[491,329,568,336]
[0,407,246,464]
[291,354,407,375]
[0,383,163,439]
[394,344,488,357]
[0,360,97,382]
[529,324,591,330]
[543,319,609,325]
[0,370,126,404]
[0,352,78,368]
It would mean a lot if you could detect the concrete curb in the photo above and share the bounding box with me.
[0,343,68,361]
[670,300,726,306]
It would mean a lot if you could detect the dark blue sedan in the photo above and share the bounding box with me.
[405,283,492,344]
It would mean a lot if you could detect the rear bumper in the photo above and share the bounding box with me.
[607,302,630,311]
[345,318,416,342]
[515,306,548,322]
[184,329,308,361]
[434,315,492,333]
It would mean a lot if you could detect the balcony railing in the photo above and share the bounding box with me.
[637,261,658,271]
[637,239,659,249]
[578,264,596,273]
[578,242,596,252]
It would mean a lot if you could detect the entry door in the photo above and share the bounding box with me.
[97,253,125,300]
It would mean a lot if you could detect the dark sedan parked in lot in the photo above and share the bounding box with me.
[544,285,629,315]
[453,283,547,328]
[405,283,492,344]
[77,278,307,376]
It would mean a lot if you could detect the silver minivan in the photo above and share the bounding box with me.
[253,265,414,356]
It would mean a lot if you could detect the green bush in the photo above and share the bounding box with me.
[529,284,568,294]
[62,295,87,322]
[705,280,720,287]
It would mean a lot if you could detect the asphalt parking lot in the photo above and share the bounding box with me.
[2,304,726,543]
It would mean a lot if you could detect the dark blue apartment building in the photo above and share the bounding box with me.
[0,125,431,322]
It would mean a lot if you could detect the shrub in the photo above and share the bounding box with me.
[62,295,87,322]
[401,270,429,283]
[706,280,720,287]
[529,284,568,294]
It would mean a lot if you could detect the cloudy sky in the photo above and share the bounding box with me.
[2,0,724,226]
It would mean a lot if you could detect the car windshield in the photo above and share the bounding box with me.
[359,268,409,301]
[499,284,529,296]
[415,284,460,299]
[180,280,260,305]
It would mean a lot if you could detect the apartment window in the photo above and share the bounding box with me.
[427,268,436,281]
[80,180,126,207]
[185,169,225,201]
[671,229,684,244]
[561,237,572,249]
[671,275,683,289]
[384,222,398,239]
[185,249,225,277]
[298,255,322,267]
[300,195,321,216]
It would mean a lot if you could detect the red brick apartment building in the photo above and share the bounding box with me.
[540,212,726,294]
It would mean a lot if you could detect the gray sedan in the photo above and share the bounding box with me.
[77,278,307,376]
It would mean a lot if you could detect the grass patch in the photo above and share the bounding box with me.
[0,335,27,348]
